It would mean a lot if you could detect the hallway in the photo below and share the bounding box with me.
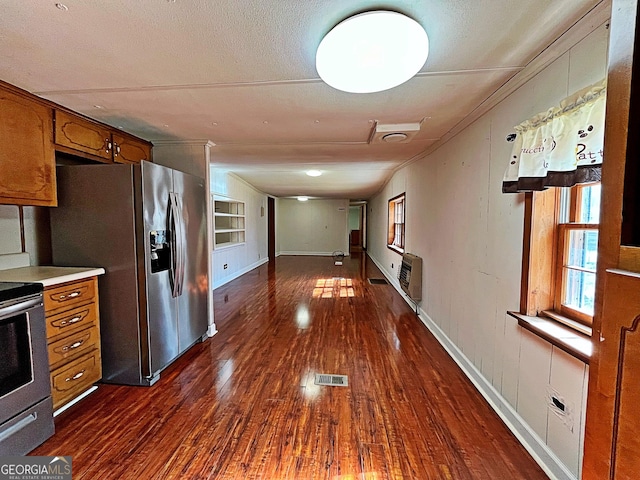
[33,254,547,479]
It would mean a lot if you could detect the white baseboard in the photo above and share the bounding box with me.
[368,253,576,480]
[207,324,218,337]
[212,257,269,289]
[54,386,98,417]
[278,251,348,256]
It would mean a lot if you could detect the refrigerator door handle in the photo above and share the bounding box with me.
[176,195,186,297]
[168,193,181,298]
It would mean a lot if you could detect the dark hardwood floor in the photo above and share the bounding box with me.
[32,253,547,479]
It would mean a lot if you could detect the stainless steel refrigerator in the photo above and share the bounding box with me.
[50,161,209,386]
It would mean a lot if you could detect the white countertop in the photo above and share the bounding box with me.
[0,266,105,287]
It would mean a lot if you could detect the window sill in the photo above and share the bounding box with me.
[507,311,592,364]
[540,310,592,336]
[387,245,404,255]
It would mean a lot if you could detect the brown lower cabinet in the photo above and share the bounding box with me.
[44,276,102,411]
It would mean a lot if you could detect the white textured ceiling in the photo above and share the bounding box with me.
[0,0,606,199]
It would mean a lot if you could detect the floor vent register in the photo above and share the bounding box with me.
[314,374,349,387]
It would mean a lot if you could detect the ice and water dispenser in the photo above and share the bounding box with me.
[150,230,170,273]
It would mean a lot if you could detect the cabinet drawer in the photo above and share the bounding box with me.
[48,325,100,370]
[44,278,96,314]
[51,349,101,410]
[46,302,97,340]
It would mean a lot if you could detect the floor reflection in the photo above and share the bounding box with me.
[295,303,310,329]
[312,277,355,298]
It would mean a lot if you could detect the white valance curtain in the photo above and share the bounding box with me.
[502,79,607,193]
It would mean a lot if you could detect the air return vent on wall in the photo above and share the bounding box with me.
[398,253,422,301]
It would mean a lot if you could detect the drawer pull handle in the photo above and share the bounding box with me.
[58,291,81,300]
[59,316,82,327]
[62,340,84,352]
[66,370,85,382]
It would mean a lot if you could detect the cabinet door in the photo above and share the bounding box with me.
[112,132,152,164]
[0,87,57,206]
[585,270,640,479]
[54,110,113,162]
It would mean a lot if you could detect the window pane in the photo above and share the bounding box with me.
[579,184,601,224]
[563,269,596,315]
[387,194,405,250]
[567,229,598,271]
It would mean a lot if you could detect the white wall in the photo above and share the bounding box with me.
[211,168,268,288]
[275,197,281,254]
[0,206,21,254]
[277,198,349,256]
[0,205,49,270]
[348,206,360,231]
[367,21,608,480]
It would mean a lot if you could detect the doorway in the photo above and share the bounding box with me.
[349,202,366,253]
[268,196,275,261]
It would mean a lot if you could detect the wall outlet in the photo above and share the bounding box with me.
[391,263,394,269]
[223,263,228,269]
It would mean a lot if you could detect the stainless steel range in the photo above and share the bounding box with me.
[0,281,54,455]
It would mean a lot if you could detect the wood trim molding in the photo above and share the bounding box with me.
[583,1,640,478]
[520,193,533,313]
[610,313,640,478]
[521,188,559,315]
[619,245,640,271]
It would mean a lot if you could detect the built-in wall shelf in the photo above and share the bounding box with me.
[213,196,245,249]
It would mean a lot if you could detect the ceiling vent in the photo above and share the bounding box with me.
[369,121,421,144]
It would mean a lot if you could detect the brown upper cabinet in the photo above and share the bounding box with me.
[0,84,57,206]
[54,110,152,165]
[54,110,113,162]
[111,132,152,165]
[0,79,153,207]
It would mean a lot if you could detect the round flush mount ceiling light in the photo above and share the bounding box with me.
[297,196,309,202]
[306,170,322,177]
[316,11,429,94]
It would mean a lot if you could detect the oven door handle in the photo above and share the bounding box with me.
[0,295,42,321]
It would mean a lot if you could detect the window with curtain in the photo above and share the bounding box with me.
[387,193,405,253]
[503,80,606,193]
[505,80,606,332]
